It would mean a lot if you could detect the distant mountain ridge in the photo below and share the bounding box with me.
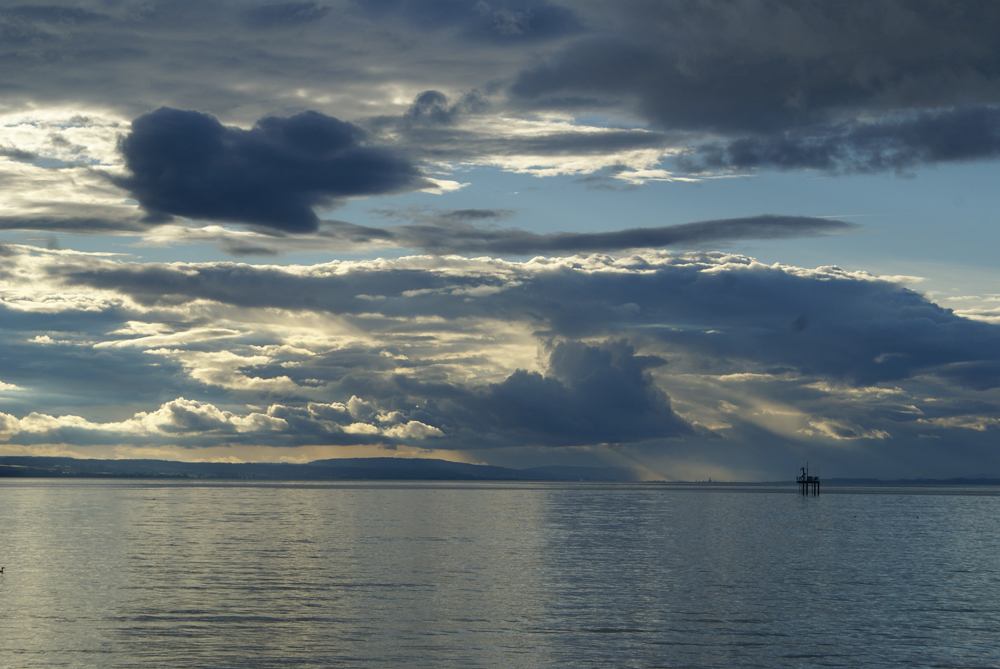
[0,456,639,482]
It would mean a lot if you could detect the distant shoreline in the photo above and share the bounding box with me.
[0,455,639,482]
[1,456,998,485]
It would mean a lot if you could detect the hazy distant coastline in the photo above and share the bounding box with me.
[0,456,639,482]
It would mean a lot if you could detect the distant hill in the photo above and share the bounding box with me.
[0,456,639,482]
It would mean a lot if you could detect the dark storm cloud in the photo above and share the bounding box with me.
[115,108,427,232]
[511,1,1000,172]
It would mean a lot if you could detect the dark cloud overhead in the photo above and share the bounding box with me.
[116,108,427,232]
[511,1,1000,172]
[5,0,1000,180]
[514,1,1000,131]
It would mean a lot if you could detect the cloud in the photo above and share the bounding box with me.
[0,146,37,162]
[137,213,855,256]
[387,214,857,255]
[42,249,1000,394]
[353,0,582,42]
[243,2,331,28]
[935,361,1000,391]
[460,339,693,445]
[679,106,1000,173]
[0,396,447,447]
[402,90,481,127]
[366,90,682,179]
[4,0,1000,185]
[0,213,150,234]
[803,418,891,440]
[115,108,428,232]
[511,1,1000,173]
[0,246,998,475]
[138,397,288,434]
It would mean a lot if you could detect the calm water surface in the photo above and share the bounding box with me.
[1,480,999,668]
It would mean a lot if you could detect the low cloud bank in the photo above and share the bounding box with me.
[0,248,996,477]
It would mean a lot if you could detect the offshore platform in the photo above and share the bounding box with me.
[797,464,820,495]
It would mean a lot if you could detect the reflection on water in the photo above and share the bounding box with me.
[1,480,999,667]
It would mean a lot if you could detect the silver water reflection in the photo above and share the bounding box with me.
[1,480,999,668]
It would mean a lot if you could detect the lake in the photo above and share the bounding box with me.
[1,480,998,668]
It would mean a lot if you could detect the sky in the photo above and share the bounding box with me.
[1,0,1000,480]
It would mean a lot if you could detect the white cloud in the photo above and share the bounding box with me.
[802,419,891,440]
[95,327,242,349]
[342,422,382,435]
[135,398,288,434]
[145,349,311,396]
[384,421,445,438]
[917,416,1000,432]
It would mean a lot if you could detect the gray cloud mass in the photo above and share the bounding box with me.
[0,247,996,477]
[512,1,1000,172]
[4,0,1000,177]
[679,107,1000,174]
[116,108,427,232]
[50,252,1000,391]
